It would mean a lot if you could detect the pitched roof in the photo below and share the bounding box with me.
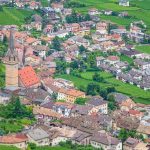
[110,92,129,103]
[54,102,74,109]
[33,106,61,119]
[19,66,40,87]
[86,97,107,106]
[22,88,50,102]
[129,109,141,115]
[124,137,139,148]
[27,128,49,141]
[0,134,28,144]
[91,132,120,146]
[71,105,93,115]
[59,88,85,97]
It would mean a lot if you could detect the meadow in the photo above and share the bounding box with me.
[57,71,150,104]
[0,7,34,25]
[135,45,150,54]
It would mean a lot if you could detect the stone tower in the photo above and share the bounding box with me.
[3,29,18,90]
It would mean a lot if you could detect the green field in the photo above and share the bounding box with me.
[41,0,49,7]
[72,0,150,32]
[120,55,134,65]
[0,7,34,25]
[35,146,70,150]
[0,145,20,150]
[57,71,150,104]
[135,45,150,54]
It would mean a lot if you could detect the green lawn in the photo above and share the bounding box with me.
[0,7,34,25]
[120,55,134,65]
[41,0,49,7]
[135,45,150,54]
[35,146,70,150]
[0,145,20,150]
[57,71,150,104]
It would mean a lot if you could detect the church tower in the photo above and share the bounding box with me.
[3,29,18,90]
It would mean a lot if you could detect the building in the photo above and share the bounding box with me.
[86,96,108,114]
[27,128,50,146]
[53,102,74,117]
[119,0,129,6]
[57,88,85,103]
[124,137,148,150]
[20,88,51,105]
[18,66,40,88]
[0,90,11,105]
[33,106,61,122]
[90,131,122,150]
[3,30,19,91]
[0,133,28,150]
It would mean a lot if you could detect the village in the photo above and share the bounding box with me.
[0,0,150,150]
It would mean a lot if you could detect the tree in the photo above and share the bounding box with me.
[0,6,3,11]
[79,45,87,53]
[70,60,79,69]
[118,128,128,142]
[107,87,116,93]
[86,83,100,96]
[27,143,37,150]
[99,89,108,99]
[107,94,117,110]
[75,97,89,105]
[93,72,104,82]
[56,60,68,74]
[0,96,34,119]
[52,36,61,51]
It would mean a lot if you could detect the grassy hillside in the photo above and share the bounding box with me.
[71,0,150,33]
[0,7,34,25]
[0,145,20,150]
[57,71,150,104]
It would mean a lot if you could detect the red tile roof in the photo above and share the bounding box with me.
[129,109,141,115]
[19,66,40,88]
[0,134,28,144]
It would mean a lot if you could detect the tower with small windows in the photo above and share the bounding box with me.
[3,29,18,90]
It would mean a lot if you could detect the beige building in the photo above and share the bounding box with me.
[3,30,18,91]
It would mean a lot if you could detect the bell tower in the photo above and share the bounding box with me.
[3,29,18,90]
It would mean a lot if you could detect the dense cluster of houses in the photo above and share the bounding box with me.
[1,88,150,149]
[0,0,150,150]
[96,53,150,90]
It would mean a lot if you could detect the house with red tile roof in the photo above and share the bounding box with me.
[129,109,143,120]
[19,66,40,88]
[0,133,28,149]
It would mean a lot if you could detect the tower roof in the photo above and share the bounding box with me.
[3,29,18,64]
[5,29,18,58]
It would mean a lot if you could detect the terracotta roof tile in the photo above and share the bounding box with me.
[19,66,40,88]
[0,134,28,144]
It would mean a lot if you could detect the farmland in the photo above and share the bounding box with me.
[0,7,34,25]
[57,71,150,104]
